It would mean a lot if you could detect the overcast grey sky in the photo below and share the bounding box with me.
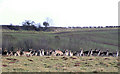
[0,0,119,27]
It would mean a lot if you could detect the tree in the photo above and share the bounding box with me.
[10,23,13,26]
[22,20,35,26]
[43,21,49,28]
[43,21,49,31]
[22,20,30,26]
[36,23,41,28]
[22,20,37,30]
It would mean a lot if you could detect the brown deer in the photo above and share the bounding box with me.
[23,49,33,57]
[55,49,63,56]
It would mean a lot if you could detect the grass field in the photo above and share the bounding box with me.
[2,28,119,51]
[1,56,119,72]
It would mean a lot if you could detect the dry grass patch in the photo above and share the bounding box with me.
[1,56,118,72]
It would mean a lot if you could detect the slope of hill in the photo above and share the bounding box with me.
[2,28,119,51]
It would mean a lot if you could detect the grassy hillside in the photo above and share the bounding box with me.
[2,56,119,72]
[2,28,119,51]
[1,28,119,72]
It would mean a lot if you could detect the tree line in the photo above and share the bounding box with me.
[1,20,50,31]
[1,19,120,31]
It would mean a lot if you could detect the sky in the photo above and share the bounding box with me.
[0,0,119,27]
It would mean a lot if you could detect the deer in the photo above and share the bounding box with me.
[34,50,38,56]
[99,49,109,57]
[97,49,101,56]
[8,50,13,56]
[51,50,56,56]
[64,49,69,56]
[69,50,73,56]
[44,50,49,56]
[48,50,53,56]
[89,49,93,56]
[23,49,33,57]
[55,49,63,56]
[116,50,119,57]
[41,49,45,56]
[0,48,2,55]
[76,51,80,56]
[108,50,119,57]
[38,50,42,56]
[80,48,84,56]
[31,50,36,56]
[2,48,8,56]
[92,49,100,56]
[83,49,90,56]
[16,49,21,56]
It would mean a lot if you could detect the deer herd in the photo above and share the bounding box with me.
[1,48,120,57]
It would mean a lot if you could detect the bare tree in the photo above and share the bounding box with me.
[46,17,54,26]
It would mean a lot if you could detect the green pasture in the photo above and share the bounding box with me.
[2,28,119,51]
